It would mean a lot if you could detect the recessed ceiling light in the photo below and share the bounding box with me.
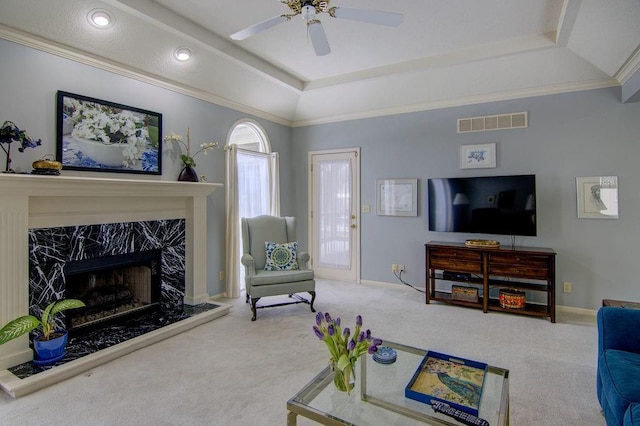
[174,47,192,62]
[88,9,114,29]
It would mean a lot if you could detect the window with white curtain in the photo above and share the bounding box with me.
[317,159,351,270]
[237,150,272,219]
[225,120,279,298]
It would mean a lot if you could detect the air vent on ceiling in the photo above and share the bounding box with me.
[457,112,528,133]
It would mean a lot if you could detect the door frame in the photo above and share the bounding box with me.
[308,147,361,283]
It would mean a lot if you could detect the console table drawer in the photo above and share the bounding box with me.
[488,253,550,267]
[430,248,482,262]
[488,264,550,279]
[431,258,482,274]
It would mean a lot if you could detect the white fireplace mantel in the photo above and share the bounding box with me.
[0,174,222,369]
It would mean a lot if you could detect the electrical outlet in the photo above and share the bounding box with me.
[399,264,406,272]
[563,282,572,293]
[219,271,225,281]
[392,264,398,273]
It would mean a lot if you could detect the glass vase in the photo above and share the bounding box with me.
[332,361,356,394]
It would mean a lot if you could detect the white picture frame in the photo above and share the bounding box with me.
[576,176,619,219]
[459,143,497,169]
[376,178,418,216]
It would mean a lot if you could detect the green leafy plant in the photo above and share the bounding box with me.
[0,299,85,345]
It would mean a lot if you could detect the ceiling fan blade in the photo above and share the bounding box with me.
[308,21,331,56]
[230,15,289,41]
[330,7,404,27]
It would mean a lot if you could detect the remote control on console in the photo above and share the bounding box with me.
[431,401,490,426]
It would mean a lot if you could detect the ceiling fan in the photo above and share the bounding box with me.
[229,0,404,56]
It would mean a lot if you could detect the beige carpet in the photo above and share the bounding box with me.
[0,279,603,425]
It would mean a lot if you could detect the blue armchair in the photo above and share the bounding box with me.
[597,307,640,425]
[241,215,316,321]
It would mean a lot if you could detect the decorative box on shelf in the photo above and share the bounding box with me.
[451,285,479,303]
[499,288,526,310]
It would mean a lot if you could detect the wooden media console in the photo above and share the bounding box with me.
[425,241,556,322]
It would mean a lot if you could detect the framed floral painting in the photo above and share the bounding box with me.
[56,91,162,174]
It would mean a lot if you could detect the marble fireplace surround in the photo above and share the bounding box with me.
[0,174,225,397]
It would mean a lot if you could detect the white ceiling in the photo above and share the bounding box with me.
[0,0,639,126]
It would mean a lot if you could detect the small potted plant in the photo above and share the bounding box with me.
[163,128,219,181]
[0,120,42,172]
[0,299,85,365]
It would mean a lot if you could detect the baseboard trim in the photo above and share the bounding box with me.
[360,279,426,291]
[556,305,597,316]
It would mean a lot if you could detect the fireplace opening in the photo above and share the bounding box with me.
[63,250,162,331]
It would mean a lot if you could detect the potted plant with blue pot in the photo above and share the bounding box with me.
[0,299,85,365]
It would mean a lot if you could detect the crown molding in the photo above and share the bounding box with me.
[0,24,624,129]
[615,45,640,84]
[0,25,293,127]
[292,78,619,127]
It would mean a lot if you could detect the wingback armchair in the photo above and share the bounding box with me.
[241,215,316,321]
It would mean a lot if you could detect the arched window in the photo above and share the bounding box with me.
[225,120,280,298]
[228,120,271,153]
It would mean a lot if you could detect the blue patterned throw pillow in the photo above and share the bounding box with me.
[264,241,300,271]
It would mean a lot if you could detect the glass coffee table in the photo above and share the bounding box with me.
[287,341,509,425]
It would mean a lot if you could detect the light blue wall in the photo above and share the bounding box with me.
[5,37,640,310]
[292,88,640,310]
[0,38,293,298]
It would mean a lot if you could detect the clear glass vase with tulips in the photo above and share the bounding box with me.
[313,312,381,394]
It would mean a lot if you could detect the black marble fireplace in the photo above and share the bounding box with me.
[28,219,187,326]
[64,250,162,330]
[7,218,220,379]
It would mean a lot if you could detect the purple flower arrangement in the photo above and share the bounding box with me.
[0,121,42,172]
[313,312,381,394]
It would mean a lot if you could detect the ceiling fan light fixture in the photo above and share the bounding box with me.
[88,9,114,29]
[174,47,192,62]
[301,5,316,21]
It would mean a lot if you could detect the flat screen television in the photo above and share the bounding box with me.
[428,175,536,236]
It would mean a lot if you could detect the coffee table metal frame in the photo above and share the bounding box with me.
[287,340,509,425]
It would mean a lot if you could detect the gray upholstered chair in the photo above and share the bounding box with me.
[241,215,316,321]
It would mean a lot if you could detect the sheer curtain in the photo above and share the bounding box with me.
[317,159,351,270]
[225,144,279,298]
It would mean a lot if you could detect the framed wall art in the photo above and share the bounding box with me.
[376,178,418,216]
[459,143,496,169]
[576,176,619,219]
[56,91,162,174]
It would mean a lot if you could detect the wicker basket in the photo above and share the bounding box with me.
[499,288,526,309]
[452,285,479,303]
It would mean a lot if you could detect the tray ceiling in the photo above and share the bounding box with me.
[0,0,638,126]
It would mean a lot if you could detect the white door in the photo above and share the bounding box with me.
[309,149,360,282]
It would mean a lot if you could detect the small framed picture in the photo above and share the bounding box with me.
[576,176,619,219]
[376,178,418,216]
[459,143,496,169]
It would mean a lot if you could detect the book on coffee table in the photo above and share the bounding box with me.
[405,351,487,416]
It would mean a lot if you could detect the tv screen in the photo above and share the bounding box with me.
[428,175,536,236]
